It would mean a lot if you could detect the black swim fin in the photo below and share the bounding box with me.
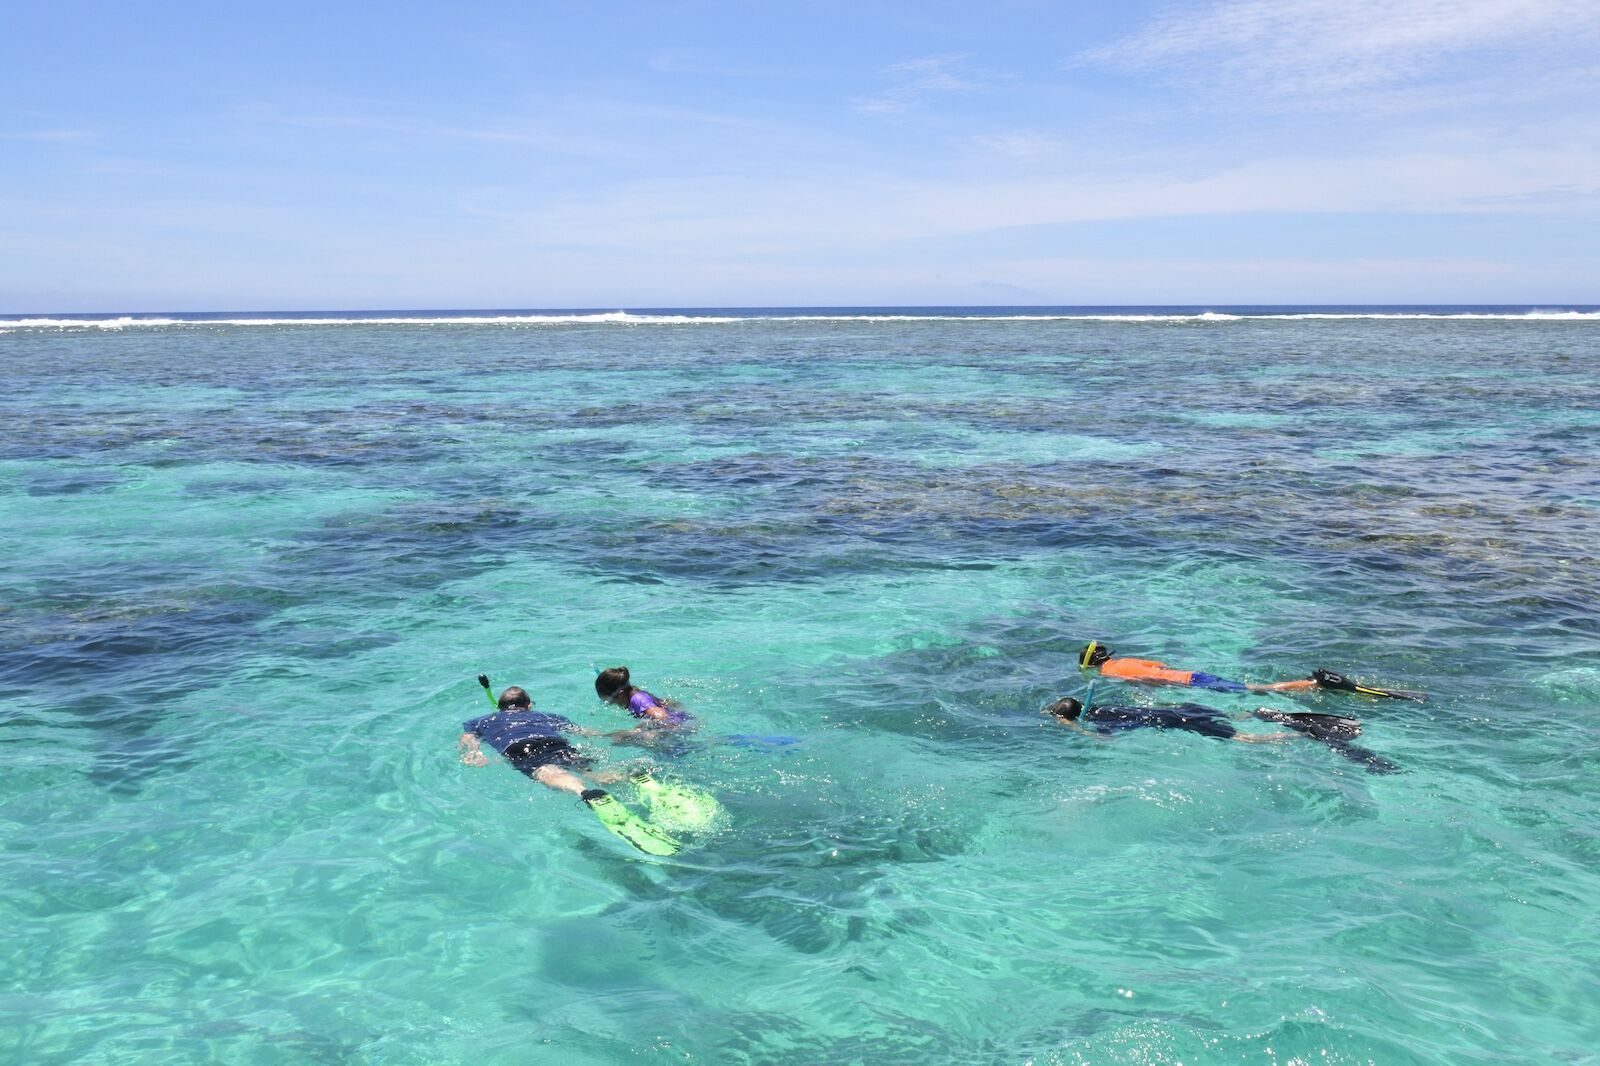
[1311,668,1425,702]
[1253,710,1399,774]
[1324,740,1402,775]
[1253,709,1362,742]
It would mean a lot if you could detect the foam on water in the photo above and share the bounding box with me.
[4,306,1600,331]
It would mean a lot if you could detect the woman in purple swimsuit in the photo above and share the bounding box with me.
[595,665,695,748]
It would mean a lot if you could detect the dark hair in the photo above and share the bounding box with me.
[1044,697,1083,720]
[595,666,631,700]
[497,686,533,710]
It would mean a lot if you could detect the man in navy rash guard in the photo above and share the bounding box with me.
[458,685,601,796]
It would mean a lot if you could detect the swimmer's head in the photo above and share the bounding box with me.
[1079,641,1111,669]
[1044,697,1084,721]
[595,666,631,703]
[497,686,533,711]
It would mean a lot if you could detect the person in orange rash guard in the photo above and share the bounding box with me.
[1077,641,1319,694]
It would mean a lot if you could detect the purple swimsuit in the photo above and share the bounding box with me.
[628,689,692,727]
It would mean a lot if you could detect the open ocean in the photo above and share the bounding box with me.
[2,307,1597,1065]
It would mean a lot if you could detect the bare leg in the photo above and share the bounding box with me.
[1230,732,1296,744]
[533,764,589,795]
[1247,679,1318,693]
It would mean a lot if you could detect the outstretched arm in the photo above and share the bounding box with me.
[606,725,665,747]
[1048,718,1112,741]
[458,732,489,766]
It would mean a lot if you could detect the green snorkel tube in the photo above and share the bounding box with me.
[477,673,497,708]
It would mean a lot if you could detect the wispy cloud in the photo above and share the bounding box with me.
[853,54,984,116]
[968,131,1068,161]
[454,136,1600,264]
[1080,0,1600,107]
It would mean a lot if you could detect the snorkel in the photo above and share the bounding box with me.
[477,673,496,708]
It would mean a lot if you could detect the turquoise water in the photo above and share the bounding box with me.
[2,310,1597,1064]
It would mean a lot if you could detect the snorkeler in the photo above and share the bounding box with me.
[1044,697,1400,773]
[590,666,725,830]
[1043,696,1294,744]
[460,675,681,855]
[594,664,801,758]
[595,665,695,745]
[1078,641,1424,701]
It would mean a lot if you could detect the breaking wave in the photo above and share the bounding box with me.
[4,308,1598,331]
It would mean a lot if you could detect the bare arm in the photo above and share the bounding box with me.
[458,732,489,766]
[606,725,664,747]
[1049,718,1112,741]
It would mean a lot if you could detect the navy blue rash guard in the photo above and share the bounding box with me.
[462,709,592,775]
[462,708,579,753]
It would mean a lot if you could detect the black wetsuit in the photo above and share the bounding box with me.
[1076,704,1400,773]
[462,708,592,777]
[1083,703,1238,740]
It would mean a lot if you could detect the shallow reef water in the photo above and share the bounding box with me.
[2,309,1597,1064]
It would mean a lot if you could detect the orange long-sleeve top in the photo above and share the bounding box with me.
[1097,657,1195,685]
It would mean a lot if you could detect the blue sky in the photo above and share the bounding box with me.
[4,0,1598,310]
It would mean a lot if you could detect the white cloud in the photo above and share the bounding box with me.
[968,131,1069,160]
[853,54,984,116]
[1081,0,1600,104]
[457,138,1600,260]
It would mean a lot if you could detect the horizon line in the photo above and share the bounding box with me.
[6,301,1600,319]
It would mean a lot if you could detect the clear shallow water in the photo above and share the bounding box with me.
[2,309,1597,1064]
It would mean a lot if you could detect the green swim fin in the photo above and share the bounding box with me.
[632,771,723,833]
[581,789,682,856]
[1311,668,1425,702]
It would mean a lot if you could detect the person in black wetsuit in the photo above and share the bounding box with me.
[1044,697,1400,773]
[1043,697,1293,744]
